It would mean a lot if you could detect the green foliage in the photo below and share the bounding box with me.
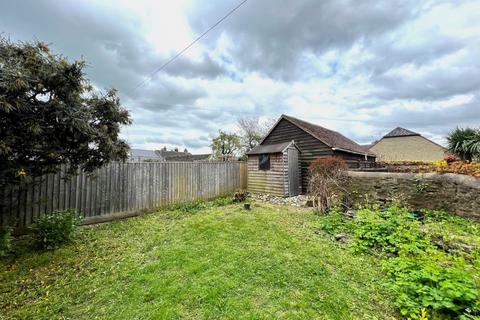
[317,205,480,319]
[31,210,82,250]
[0,37,131,189]
[317,208,348,235]
[352,205,431,255]
[0,226,13,257]
[167,196,234,216]
[210,130,241,160]
[385,253,479,318]
[447,127,480,161]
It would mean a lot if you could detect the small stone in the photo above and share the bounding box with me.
[335,233,347,243]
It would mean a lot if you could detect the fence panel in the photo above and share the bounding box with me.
[0,161,248,230]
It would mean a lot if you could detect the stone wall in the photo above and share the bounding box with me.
[347,171,480,220]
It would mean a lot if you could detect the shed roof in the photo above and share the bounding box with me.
[383,127,420,138]
[272,115,375,156]
[247,141,299,155]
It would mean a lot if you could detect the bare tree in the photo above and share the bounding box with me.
[236,117,277,156]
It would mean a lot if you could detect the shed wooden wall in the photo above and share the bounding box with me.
[262,119,333,193]
[261,118,375,193]
[247,153,286,196]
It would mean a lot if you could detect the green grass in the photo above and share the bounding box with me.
[0,202,397,320]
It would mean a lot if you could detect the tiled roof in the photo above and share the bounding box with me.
[129,149,162,158]
[282,115,374,156]
[383,127,420,138]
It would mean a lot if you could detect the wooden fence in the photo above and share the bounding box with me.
[1,161,248,230]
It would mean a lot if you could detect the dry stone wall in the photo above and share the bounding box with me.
[348,171,480,220]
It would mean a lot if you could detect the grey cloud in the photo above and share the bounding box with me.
[364,36,466,76]
[144,135,210,149]
[132,79,207,110]
[373,66,480,100]
[0,0,227,96]
[189,0,420,80]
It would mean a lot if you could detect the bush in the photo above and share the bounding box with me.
[0,226,13,257]
[308,157,348,213]
[31,210,82,250]
[447,127,480,161]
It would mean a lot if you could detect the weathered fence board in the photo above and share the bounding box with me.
[1,161,247,230]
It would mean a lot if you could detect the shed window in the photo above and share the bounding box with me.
[259,154,270,170]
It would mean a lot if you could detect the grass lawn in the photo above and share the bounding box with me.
[1,202,397,320]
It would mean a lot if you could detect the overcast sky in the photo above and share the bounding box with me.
[1,0,479,153]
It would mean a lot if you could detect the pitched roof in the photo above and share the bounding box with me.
[278,115,375,156]
[247,141,300,155]
[370,127,446,150]
[129,149,162,158]
[383,127,420,138]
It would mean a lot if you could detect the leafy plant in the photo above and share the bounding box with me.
[317,204,480,319]
[447,127,480,162]
[385,253,479,318]
[413,177,429,193]
[31,210,82,250]
[0,226,13,257]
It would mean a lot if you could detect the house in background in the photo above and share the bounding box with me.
[249,114,376,193]
[369,127,447,161]
[129,147,211,162]
[128,149,163,162]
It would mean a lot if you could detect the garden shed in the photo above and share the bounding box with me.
[247,140,301,197]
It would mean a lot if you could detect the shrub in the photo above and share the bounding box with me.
[31,210,82,250]
[0,226,13,257]
[308,157,348,213]
[447,127,480,162]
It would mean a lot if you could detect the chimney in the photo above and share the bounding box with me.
[162,146,167,151]
[174,147,179,152]
[184,148,188,153]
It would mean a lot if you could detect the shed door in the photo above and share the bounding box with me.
[287,148,300,196]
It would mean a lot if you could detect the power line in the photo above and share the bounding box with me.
[128,0,248,94]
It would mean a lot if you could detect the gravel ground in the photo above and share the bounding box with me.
[250,193,312,207]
